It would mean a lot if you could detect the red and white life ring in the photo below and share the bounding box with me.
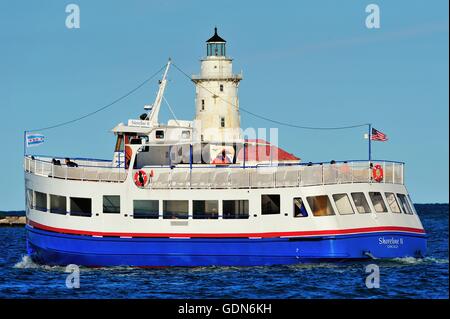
[372,164,384,182]
[133,170,148,188]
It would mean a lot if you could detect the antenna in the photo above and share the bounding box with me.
[146,58,171,124]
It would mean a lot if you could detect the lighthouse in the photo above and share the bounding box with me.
[193,28,243,144]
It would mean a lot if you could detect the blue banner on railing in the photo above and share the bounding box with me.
[26,133,45,147]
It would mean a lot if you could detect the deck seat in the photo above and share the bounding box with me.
[211,170,229,188]
[229,170,250,188]
[252,169,274,188]
[171,171,189,189]
[275,166,299,187]
[152,171,171,188]
[190,170,211,188]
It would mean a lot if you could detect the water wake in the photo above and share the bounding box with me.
[391,256,448,265]
[13,255,39,269]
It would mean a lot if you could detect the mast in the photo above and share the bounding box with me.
[147,59,171,124]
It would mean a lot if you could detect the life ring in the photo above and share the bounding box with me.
[372,164,383,182]
[133,170,148,188]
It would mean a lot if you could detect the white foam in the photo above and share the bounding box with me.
[14,255,39,269]
[391,256,449,265]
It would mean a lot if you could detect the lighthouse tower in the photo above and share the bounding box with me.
[193,28,242,144]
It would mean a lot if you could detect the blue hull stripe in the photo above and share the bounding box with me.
[26,225,427,266]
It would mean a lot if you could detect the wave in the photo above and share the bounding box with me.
[390,256,448,265]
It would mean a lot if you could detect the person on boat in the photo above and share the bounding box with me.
[65,158,78,167]
[52,158,61,166]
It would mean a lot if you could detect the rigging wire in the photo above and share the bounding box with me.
[162,96,180,125]
[28,64,167,132]
[171,62,370,130]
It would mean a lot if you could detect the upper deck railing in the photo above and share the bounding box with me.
[24,156,126,183]
[24,155,404,188]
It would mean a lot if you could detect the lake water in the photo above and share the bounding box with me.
[0,205,447,299]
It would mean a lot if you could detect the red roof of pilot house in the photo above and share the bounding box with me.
[237,139,300,162]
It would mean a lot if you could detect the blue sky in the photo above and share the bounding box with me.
[0,0,448,210]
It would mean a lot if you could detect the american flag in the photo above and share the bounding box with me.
[371,128,388,141]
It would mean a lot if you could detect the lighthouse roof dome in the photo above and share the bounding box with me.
[206,27,226,43]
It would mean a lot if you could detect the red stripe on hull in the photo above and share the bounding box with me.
[28,220,426,238]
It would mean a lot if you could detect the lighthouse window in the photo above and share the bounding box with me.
[351,192,371,214]
[385,193,401,213]
[133,200,159,219]
[163,200,188,219]
[261,194,280,215]
[293,197,308,217]
[34,191,47,212]
[369,192,388,213]
[155,130,165,139]
[332,194,355,215]
[201,99,205,110]
[70,197,92,217]
[50,194,67,215]
[193,200,219,219]
[223,200,249,219]
[220,117,225,128]
[306,195,335,216]
[220,84,224,92]
[103,195,121,214]
[397,194,414,215]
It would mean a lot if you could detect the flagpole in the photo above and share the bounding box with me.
[368,123,372,162]
[23,130,27,156]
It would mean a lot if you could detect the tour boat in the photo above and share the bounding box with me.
[24,29,427,266]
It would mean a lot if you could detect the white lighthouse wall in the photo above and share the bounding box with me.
[194,57,242,143]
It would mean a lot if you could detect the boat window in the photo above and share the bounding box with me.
[182,130,191,139]
[193,200,219,219]
[103,195,121,214]
[385,193,401,213]
[261,194,280,215]
[26,188,34,209]
[155,130,164,139]
[50,194,67,215]
[369,192,388,213]
[293,197,308,217]
[332,193,355,215]
[163,200,188,219]
[70,197,92,217]
[130,138,142,145]
[351,192,371,214]
[407,195,418,214]
[306,195,335,216]
[34,191,47,212]
[133,200,159,219]
[114,134,124,152]
[397,194,413,215]
[223,200,249,219]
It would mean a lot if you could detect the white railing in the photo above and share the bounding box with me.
[144,160,404,189]
[24,156,404,188]
[24,156,126,183]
